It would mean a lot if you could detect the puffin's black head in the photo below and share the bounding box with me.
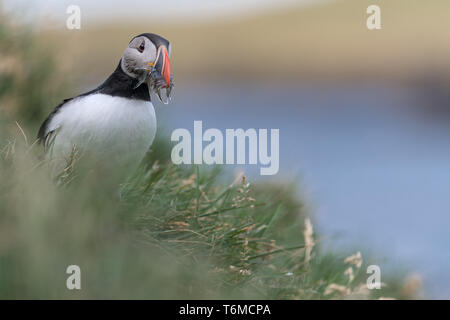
[120,33,172,89]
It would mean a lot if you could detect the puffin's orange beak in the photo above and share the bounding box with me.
[161,47,171,88]
[153,46,171,88]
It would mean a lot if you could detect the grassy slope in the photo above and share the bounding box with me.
[0,133,416,299]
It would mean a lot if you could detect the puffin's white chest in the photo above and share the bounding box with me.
[47,93,157,167]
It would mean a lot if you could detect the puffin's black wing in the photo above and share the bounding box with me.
[37,98,74,148]
[36,85,103,147]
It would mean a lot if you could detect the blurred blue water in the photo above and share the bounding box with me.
[157,82,450,298]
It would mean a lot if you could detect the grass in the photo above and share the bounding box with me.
[0,130,418,299]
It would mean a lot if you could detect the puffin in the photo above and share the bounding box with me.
[37,33,173,172]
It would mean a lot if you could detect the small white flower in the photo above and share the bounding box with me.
[344,251,362,268]
[324,283,351,296]
[303,218,314,264]
[344,267,354,282]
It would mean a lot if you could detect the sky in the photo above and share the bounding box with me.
[2,0,327,25]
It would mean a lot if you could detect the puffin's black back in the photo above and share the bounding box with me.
[95,61,151,101]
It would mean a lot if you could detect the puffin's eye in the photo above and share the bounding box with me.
[138,42,145,53]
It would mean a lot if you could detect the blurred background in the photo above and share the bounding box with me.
[1,0,450,298]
